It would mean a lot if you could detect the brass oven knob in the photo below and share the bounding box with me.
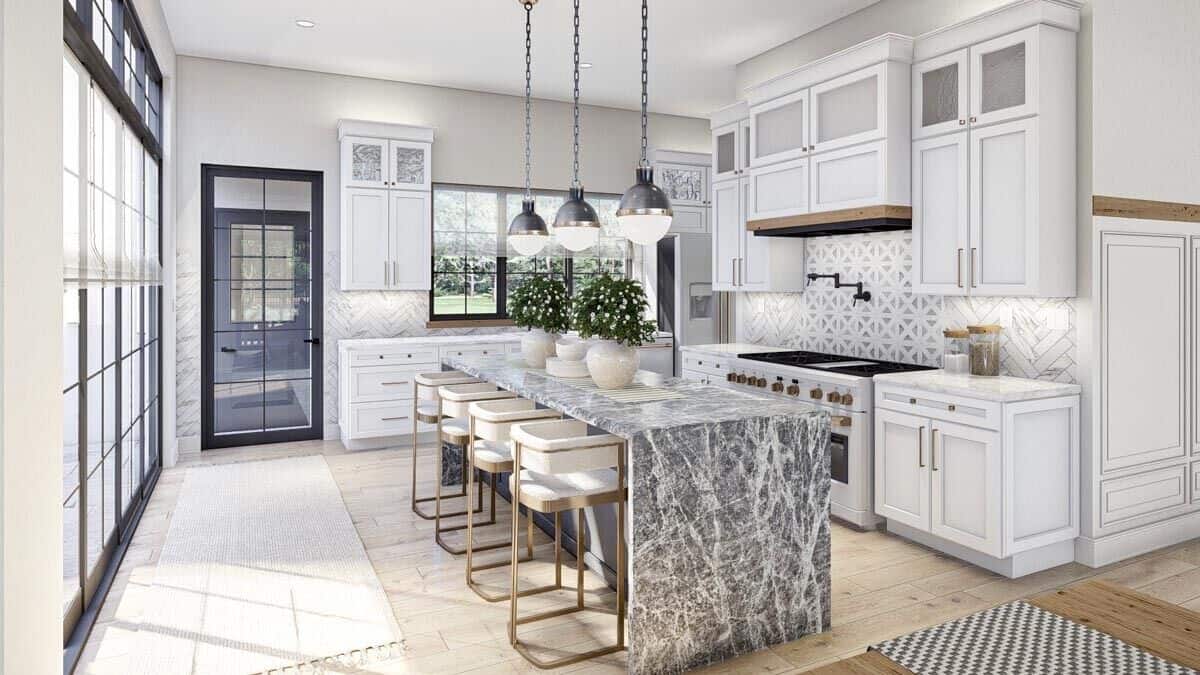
[786,379,800,396]
[810,387,823,400]
[827,391,842,403]
[736,373,747,384]
[771,377,784,393]
[840,393,854,406]
[726,372,737,382]
[755,377,767,388]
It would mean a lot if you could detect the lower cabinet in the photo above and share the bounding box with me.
[874,385,1078,576]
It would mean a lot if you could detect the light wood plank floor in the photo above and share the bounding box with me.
[76,439,1200,674]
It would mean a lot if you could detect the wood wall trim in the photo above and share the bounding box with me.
[425,319,516,329]
[1093,195,1200,223]
[747,205,912,232]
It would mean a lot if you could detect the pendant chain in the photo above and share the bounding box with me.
[571,0,581,189]
[523,1,534,200]
[639,0,649,168]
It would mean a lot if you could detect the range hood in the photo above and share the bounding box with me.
[747,205,912,238]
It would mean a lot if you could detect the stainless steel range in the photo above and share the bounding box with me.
[727,350,935,529]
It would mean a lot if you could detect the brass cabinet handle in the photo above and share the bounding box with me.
[957,248,964,288]
[381,415,409,421]
[969,115,977,123]
[381,381,408,386]
[383,260,389,286]
[931,429,940,471]
[739,257,744,286]
[731,258,737,286]
[959,119,966,125]
[918,426,926,468]
[970,248,978,288]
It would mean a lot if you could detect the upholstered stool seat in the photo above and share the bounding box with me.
[508,469,621,513]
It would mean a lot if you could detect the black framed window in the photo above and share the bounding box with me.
[430,185,629,321]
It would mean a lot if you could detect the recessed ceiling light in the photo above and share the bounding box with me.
[295,19,316,28]
[580,62,593,69]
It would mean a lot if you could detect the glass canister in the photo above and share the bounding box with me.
[968,324,1002,376]
[942,329,970,373]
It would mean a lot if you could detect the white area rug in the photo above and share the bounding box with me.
[129,456,403,674]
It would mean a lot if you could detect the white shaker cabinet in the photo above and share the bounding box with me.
[711,105,750,183]
[911,6,1077,297]
[710,176,806,293]
[874,408,932,532]
[929,419,1002,557]
[748,90,809,167]
[338,120,434,291]
[653,149,711,234]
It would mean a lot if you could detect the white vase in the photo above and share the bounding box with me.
[555,337,590,362]
[521,329,559,368]
[586,340,639,389]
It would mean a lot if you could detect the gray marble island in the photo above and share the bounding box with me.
[443,354,831,674]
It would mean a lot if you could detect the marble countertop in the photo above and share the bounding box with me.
[443,354,824,438]
[874,370,1082,402]
[338,333,527,350]
[679,342,783,358]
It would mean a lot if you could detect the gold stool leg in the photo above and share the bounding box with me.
[410,380,473,521]
[617,440,627,648]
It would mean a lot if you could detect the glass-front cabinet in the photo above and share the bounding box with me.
[749,89,809,167]
[341,136,389,189]
[388,139,431,191]
[711,121,744,182]
[810,63,885,153]
[912,49,970,140]
[970,26,1037,128]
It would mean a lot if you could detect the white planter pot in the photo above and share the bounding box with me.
[586,340,639,389]
[521,329,560,368]
[555,337,590,362]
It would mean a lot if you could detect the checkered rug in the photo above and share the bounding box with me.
[871,600,1197,674]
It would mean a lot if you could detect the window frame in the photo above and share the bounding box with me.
[428,183,631,323]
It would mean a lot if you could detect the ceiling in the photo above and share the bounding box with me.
[158,0,878,118]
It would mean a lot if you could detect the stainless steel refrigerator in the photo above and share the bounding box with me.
[655,232,719,375]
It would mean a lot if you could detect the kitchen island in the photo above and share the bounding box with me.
[443,353,831,674]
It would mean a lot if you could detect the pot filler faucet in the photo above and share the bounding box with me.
[806,272,872,306]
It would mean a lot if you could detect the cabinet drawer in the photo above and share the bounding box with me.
[809,140,886,213]
[748,157,809,221]
[669,205,708,234]
[1099,464,1188,528]
[876,385,1001,431]
[348,401,414,438]
[440,344,509,361]
[349,346,438,367]
[681,354,728,377]
[1193,462,1200,504]
[349,365,422,404]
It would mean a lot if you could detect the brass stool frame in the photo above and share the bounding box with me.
[508,438,627,669]
[465,409,563,603]
[410,377,483,523]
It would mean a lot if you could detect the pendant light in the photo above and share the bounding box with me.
[553,0,601,253]
[507,0,550,257]
[617,0,672,246]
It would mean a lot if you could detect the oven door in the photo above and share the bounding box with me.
[830,427,850,485]
[828,411,874,526]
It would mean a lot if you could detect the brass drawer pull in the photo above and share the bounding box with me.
[931,429,940,471]
[918,426,926,468]
[381,381,408,386]
[381,415,409,421]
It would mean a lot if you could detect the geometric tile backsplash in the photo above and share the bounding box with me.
[738,230,1077,383]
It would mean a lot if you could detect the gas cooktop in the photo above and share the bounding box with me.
[737,350,936,378]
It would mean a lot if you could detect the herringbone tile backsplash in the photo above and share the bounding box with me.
[738,231,1077,383]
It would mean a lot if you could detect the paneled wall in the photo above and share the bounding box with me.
[738,231,1078,382]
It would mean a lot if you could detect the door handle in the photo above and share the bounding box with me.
[383,260,389,286]
[739,257,744,286]
[970,248,977,288]
[918,425,926,468]
[220,347,237,353]
[931,429,939,471]
[304,337,321,345]
[731,258,736,285]
[393,260,399,284]
[956,248,963,288]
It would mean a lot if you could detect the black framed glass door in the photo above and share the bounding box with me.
[201,165,323,449]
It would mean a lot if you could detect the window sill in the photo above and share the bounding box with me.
[426,318,517,329]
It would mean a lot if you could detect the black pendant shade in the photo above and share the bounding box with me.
[617,166,672,218]
[554,186,600,228]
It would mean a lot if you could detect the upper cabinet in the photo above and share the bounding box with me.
[337,120,434,291]
[654,149,711,235]
[711,102,750,183]
[741,34,913,226]
[911,1,1079,297]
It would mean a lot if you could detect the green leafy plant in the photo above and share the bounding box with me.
[508,276,571,334]
[571,275,656,347]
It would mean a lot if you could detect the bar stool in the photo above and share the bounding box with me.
[436,383,517,554]
[411,372,482,521]
[507,419,627,668]
[465,398,563,602]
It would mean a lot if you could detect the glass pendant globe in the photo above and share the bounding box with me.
[555,225,599,252]
[617,213,673,246]
[509,233,550,257]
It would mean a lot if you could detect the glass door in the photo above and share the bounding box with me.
[202,166,323,449]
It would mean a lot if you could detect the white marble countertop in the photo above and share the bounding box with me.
[679,342,782,358]
[338,333,526,350]
[874,370,1081,402]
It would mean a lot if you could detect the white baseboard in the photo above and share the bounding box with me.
[339,430,437,452]
[832,502,883,530]
[323,423,340,440]
[1075,509,1200,567]
[887,521,1076,578]
[177,435,201,455]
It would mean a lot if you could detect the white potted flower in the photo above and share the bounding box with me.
[508,277,571,368]
[571,275,656,389]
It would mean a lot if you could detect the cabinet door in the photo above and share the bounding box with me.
[912,132,970,294]
[874,409,931,531]
[748,156,808,221]
[712,122,742,182]
[1194,238,1200,458]
[969,118,1037,295]
[1101,232,1187,472]
[669,205,707,234]
[913,49,969,140]
[809,141,885,214]
[749,89,809,167]
[658,162,708,207]
[342,188,390,289]
[389,191,431,290]
[740,178,770,290]
[711,178,741,290]
[930,420,1002,557]
[388,140,431,191]
[810,63,885,153]
[342,136,389,190]
[970,26,1039,128]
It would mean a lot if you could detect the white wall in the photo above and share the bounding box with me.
[0,0,64,670]
[174,56,710,449]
